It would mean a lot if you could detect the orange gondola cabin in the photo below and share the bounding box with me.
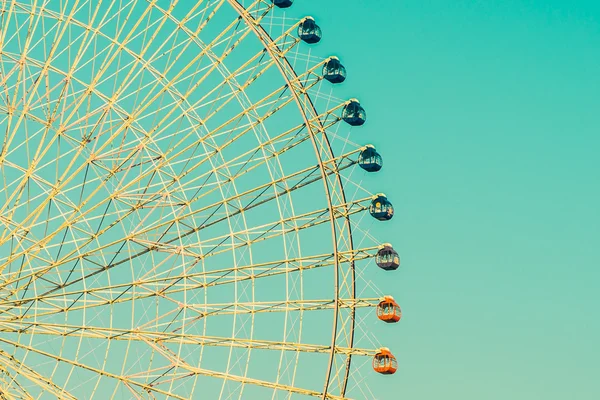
[373,347,398,375]
[377,296,401,323]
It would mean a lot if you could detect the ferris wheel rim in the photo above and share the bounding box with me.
[225,1,358,397]
[0,0,395,397]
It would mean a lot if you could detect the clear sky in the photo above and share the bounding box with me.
[1,1,597,399]
[290,1,600,399]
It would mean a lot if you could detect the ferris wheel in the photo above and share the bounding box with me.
[0,0,403,398]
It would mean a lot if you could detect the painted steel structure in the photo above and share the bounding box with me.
[0,0,401,398]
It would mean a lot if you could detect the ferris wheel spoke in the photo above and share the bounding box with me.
[0,145,362,294]
[2,294,378,323]
[160,24,319,137]
[128,151,361,241]
[139,121,314,208]
[0,320,378,357]
[109,48,330,192]
[186,86,341,165]
[0,0,86,171]
[1,248,379,324]
[0,323,357,400]
[0,203,368,307]
[146,124,337,222]
[162,32,303,127]
[4,247,378,304]
[124,336,347,400]
[175,196,371,250]
[0,363,33,400]
[0,66,332,284]
[93,197,369,283]
[185,297,379,318]
[0,335,189,400]
[0,349,78,400]
[0,2,243,122]
[113,68,324,189]
[0,0,257,232]
[0,80,346,253]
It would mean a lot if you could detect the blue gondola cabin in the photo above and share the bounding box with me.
[323,56,346,83]
[272,0,293,8]
[342,99,366,126]
[370,194,394,221]
[376,244,400,270]
[359,145,383,172]
[298,17,322,44]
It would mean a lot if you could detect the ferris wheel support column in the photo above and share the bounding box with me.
[226,1,357,398]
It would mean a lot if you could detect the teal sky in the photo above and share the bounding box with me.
[0,1,597,398]
[292,1,600,399]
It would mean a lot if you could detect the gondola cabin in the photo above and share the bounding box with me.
[373,348,398,375]
[377,296,401,323]
[342,99,366,126]
[298,17,322,44]
[370,194,394,221]
[358,145,383,172]
[272,0,293,8]
[323,56,346,83]
[376,244,400,270]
